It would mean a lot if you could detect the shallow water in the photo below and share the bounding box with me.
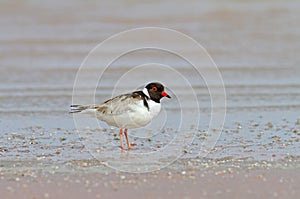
[0,0,300,172]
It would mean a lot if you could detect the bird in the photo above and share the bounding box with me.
[70,82,171,150]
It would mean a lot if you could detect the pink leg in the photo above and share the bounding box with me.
[124,129,131,150]
[119,128,125,150]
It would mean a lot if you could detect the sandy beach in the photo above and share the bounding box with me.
[1,0,300,198]
[1,158,300,199]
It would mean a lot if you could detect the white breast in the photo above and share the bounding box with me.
[147,99,161,118]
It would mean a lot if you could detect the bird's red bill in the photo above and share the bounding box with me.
[161,91,171,98]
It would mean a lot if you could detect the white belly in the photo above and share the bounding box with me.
[97,100,161,129]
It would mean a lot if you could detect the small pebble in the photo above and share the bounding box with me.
[266,122,273,129]
[82,162,88,167]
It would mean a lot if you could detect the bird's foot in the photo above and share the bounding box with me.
[120,143,136,151]
[130,143,137,147]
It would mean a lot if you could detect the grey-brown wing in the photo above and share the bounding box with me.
[96,93,144,115]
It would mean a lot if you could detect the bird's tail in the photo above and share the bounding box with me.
[69,104,99,114]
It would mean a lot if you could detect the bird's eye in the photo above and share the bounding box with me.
[152,86,157,92]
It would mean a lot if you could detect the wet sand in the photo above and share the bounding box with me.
[1,155,300,198]
[1,163,300,199]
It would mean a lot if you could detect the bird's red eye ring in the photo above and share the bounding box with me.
[152,86,157,92]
